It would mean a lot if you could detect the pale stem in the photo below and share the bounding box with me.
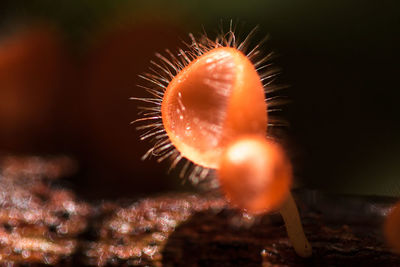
[279,192,312,257]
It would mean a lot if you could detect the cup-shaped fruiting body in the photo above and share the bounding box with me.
[135,29,312,258]
[161,47,267,169]
[217,135,291,214]
[385,201,400,254]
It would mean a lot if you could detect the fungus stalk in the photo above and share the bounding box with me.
[280,193,312,257]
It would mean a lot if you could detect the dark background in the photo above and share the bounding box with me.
[0,1,399,199]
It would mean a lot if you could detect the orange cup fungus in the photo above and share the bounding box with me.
[134,28,312,257]
[161,47,267,169]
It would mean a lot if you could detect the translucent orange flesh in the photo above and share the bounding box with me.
[217,136,292,214]
[161,47,267,169]
[385,201,400,254]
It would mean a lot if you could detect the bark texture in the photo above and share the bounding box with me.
[0,155,398,266]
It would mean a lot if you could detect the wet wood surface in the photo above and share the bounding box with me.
[0,155,399,266]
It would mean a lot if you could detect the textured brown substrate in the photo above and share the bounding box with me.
[0,155,91,265]
[0,155,399,266]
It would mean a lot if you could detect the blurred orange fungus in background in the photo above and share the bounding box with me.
[0,17,186,198]
[385,202,400,254]
[0,25,67,152]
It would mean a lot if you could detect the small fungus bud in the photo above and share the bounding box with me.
[218,135,291,214]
